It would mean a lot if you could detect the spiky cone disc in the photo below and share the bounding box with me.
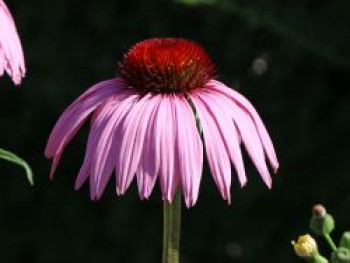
[119,38,216,94]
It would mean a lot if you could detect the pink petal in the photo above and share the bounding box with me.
[190,93,232,202]
[204,84,273,188]
[172,96,203,207]
[0,49,4,75]
[0,0,25,85]
[90,94,138,199]
[74,113,102,191]
[134,96,163,199]
[115,94,160,198]
[192,90,247,188]
[45,78,123,179]
[206,80,279,172]
[157,96,178,202]
[75,92,138,197]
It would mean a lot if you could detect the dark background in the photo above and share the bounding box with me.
[0,0,349,262]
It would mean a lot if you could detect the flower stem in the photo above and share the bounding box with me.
[324,233,337,252]
[162,190,181,263]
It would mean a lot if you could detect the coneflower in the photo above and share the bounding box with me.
[45,38,279,263]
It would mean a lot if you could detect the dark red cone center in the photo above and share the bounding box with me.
[118,38,216,93]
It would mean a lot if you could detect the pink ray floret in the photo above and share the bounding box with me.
[45,38,279,207]
[0,0,25,85]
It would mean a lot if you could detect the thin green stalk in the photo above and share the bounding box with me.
[162,190,182,263]
[324,233,337,252]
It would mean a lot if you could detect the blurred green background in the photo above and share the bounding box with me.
[0,0,349,262]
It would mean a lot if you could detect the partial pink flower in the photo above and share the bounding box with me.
[0,0,25,85]
[45,38,279,207]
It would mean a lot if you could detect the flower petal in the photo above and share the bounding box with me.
[74,113,102,192]
[204,83,273,188]
[45,78,122,179]
[134,96,163,199]
[192,90,247,188]
[75,91,138,196]
[173,96,203,207]
[90,93,138,199]
[190,93,232,202]
[206,80,279,172]
[115,94,160,198]
[158,96,178,202]
[0,1,25,84]
[0,49,5,76]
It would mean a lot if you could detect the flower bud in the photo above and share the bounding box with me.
[293,234,318,258]
[313,204,327,217]
[310,205,335,236]
[331,247,350,263]
[338,233,350,250]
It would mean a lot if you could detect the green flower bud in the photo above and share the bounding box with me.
[310,205,335,236]
[310,214,335,235]
[331,247,350,263]
[340,233,350,250]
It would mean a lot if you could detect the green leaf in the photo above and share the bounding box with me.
[0,148,34,185]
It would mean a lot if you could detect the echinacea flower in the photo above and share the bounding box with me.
[45,38,278,207]
[0,0,25,85]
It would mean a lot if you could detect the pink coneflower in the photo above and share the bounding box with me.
[0,0,25,85]
[45,38,278,207]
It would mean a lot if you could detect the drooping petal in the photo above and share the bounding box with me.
[206,80,279,172]
[0,49,5,76]
[172,96,203,207]
[0,0,25,84]
[134,96,163,199]
[203,83,273,188]
[190,93,232,202]
[157,96,178,202]
[115,94,160,198]
[45,78,123,178]
[90,94,138,200]
[74,106,109,192]
[75,92,138,198]
[191,90,247,189]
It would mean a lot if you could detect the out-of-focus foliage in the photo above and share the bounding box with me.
[177,0,350,68]
[0,0,349,262]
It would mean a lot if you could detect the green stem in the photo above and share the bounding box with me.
[312,254,329,263]
[162,190,182,263]
[324,233,337,252]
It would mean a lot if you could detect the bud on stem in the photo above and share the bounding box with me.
[292,234,328,262]
[331,247,350,263]
[340,233,350,250]
[310,204,337,251]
